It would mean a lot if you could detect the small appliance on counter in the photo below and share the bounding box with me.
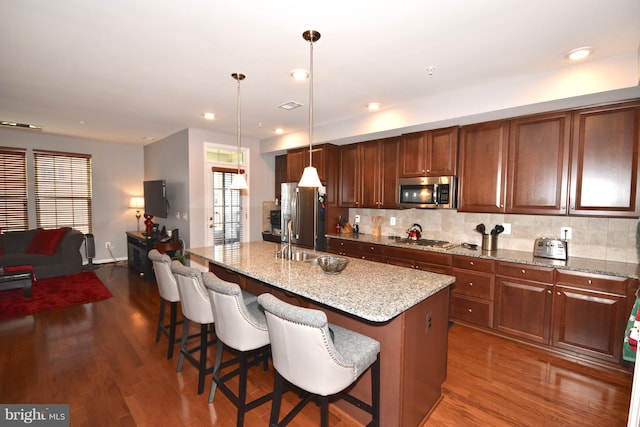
[533,238,568,261]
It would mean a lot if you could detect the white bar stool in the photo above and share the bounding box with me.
[258,293,380,427]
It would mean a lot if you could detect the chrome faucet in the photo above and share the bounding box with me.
[279,220,294,259]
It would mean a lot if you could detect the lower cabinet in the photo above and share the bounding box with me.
[552,270,633,364]
[495,262,554,344]
[385,246,452,274]
[450,256,495,327]
[325,237,384,262]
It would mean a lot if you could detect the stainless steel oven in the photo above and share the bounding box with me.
[398,176,457,209]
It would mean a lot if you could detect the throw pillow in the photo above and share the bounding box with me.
[26,227,69,256]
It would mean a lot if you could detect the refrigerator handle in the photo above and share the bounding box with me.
[292,188,300,239]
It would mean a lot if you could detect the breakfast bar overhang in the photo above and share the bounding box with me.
[187,241,455,426]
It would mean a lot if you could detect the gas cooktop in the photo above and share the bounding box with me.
[395,238,457,250]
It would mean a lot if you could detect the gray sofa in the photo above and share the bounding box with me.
[0,228,84,279]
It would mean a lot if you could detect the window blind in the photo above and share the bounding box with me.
[0,147,28,232]
[34,150,93,234]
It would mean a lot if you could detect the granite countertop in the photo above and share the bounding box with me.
[327,233,640,279]
[186,241,455,323]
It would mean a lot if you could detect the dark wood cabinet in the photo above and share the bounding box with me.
[339,138,399,209]
[275,154,287,202]
[506,112,571,215]
[325,237,385,262]
[552,270,634,364]
[495,262,554,344]
[385,246,451,274]
[338,144,360,207]
[569,101,640,217]
[286,145,328,183]
[399,126,458,177]
[449,256,495,327]
[457,120,509,212]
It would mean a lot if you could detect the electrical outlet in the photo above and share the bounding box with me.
[561,227,572,240]
[390,217,396,226]
[502,223,511,235]
[355,215,360,223]
[105,241,111,249]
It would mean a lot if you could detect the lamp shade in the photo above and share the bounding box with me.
[298,166,322,188]
[229,173,248,190]
[129,197,144,210]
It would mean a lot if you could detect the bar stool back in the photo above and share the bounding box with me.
[148,249,181,359]
[258,293,380,427]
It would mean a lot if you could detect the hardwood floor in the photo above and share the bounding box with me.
[0,263,634,426]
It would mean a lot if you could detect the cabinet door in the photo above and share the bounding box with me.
[457,120,509,212]
[286,149,306,182]
[427,126,458,176]
[495,277,553,344]
[570,101,640,217]
[339,144,360,207]
[399,131,428,177]
[275,154,287,201]
[360,141,381,208]
[507,112,571,214]
[380,137,399,208]
[552,285,627,363]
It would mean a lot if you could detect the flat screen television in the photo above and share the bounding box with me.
[143,179,168,218]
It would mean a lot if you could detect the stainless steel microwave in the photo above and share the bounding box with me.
[398,176,458,209]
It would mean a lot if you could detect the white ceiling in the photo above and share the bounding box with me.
[1,0,639,146]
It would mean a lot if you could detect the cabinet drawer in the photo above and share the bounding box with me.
[329,238,361,251]
[555,270,632,295]
[452,255,495,273]
[361,243,384,256]
[415,250,451,267]
[496,262,554,283]
[451,269,494,300]
[450,294,493,327]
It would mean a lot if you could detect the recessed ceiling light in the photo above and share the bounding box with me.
[275,128,284,135]
[290,69,309,80]
[278,101,303,110]
[203,112,215,120]
[565,47,593,61]
[367,102,380,111]
[426,66,436,75]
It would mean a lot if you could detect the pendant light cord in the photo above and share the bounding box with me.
[308,34,314,167]
[236,74,242,174]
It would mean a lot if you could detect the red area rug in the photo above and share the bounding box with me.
[0,271,112,319]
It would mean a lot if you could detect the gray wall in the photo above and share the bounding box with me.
[0,127,144,263]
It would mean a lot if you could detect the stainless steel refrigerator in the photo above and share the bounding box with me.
[281,182,326,251]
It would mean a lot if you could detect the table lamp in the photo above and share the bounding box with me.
[129,197,145,232]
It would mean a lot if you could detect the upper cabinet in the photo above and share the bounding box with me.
[399,126,458,177]
[286,145,329,183]
[339,138,399,208]
[458,100,640,217]
[457,120,509,213]
[506,112,571,215]
[275,154,287,202]
[569,101,640,217]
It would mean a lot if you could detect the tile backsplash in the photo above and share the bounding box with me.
[348,208,640,264]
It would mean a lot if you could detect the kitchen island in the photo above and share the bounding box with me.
[187,241,455,427]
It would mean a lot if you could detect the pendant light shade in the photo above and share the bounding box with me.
[229,72,248,190]
[298,30,323,188]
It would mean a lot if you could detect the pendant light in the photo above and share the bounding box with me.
[298,30,323,188]
[229,72,248,190]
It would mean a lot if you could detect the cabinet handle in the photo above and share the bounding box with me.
[588,279,592,284]
[557,291,561,296]
[469,261,474,266]
[468,282,474,287]
[467,308,473,313]
[521,269,526,274]
[547,289,552,294]
[361,256,365,259]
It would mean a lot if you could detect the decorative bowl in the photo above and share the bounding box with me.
[317,256,349,274]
